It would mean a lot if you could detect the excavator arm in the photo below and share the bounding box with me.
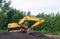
[18,16,45,28]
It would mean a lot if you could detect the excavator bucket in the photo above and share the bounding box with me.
[27,28,35,34]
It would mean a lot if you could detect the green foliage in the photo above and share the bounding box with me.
[1,0,11,12]
[35,13,60,35]
[11,10,25,22]
[0,29,8,32]
[0,11,8,29]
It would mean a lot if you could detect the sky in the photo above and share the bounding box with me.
[7,0,60,15]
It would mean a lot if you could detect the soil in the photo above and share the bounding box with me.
[0,32,60,39]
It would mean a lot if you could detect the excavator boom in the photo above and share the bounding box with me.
[18,16,45,28]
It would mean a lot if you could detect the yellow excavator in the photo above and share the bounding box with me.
[8,16,45,33]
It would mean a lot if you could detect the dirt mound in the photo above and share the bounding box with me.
[0,32,59,39]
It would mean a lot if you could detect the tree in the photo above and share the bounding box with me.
[7,8,17,23]
[1,0,11,13]
[27,11,31,16]
[11,9,25,23]
[0,0,2,8]
[37,12,45,18]
[0,11,7,29]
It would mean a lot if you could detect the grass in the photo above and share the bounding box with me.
[35,30,60,35]
[0,29,8,32]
